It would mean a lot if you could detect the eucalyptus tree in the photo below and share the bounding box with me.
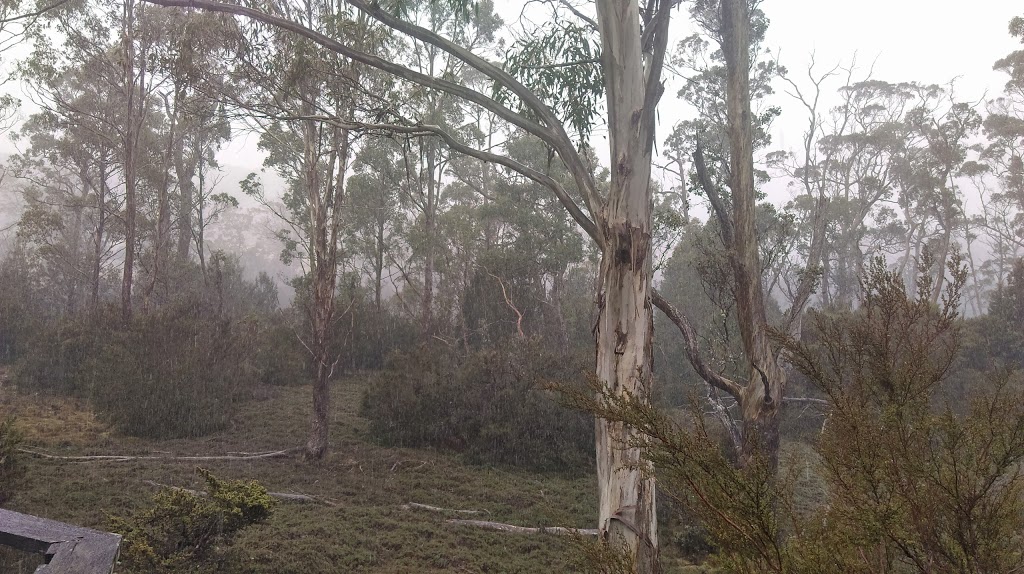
[17,6,138,312]
[21,0,170,322]
[974,16,1024,294]
[132,7,234,304]
[650,0,805,468]
[894,93,980,305]
[156,9,235,262]
[9,160,92,314]
[384,0,501,339]
[230,0,393,459]
[345,136,405,316]
[453,132,589,349]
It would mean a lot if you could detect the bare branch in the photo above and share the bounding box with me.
[403,502,489,515]
[487,270,525,339]
[140,0,604,247]
[651,288,742,400]
[268,114,599,241]
[19,447,302,462]
[693,141,734,247]
[557,0,598,32]
[346,0,605,236]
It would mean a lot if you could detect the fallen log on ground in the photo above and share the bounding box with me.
[403,502,489,515]
[447,519,598,536]
[18,446,302,462]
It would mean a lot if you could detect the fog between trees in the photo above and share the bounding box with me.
[1,1,1024,573]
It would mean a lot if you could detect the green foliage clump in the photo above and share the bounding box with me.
[566,534,638,574]
[361,338,595,473]
[10,316,98,395]
[111,468,275,573]
[0,418,24,505]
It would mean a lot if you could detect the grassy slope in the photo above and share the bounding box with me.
[2,376,704,573]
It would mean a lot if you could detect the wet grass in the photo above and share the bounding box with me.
[1,375,705,573]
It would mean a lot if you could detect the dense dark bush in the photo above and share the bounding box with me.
[0,417,23,505]
[251,312,309,387]
[13,302,257,439]
[91,306,256,438]
[361,339,595,473]
[10,315,100,396]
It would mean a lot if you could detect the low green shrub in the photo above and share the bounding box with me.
[0,417,23,505]
[361,338,595,473]
[111,468,275,573]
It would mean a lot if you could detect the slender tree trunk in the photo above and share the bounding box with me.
[931,192,955,305]
[421,147,437,339]
[145,95,178,310]
[92,167,108,311]
[374,218,384,314]
[174,133,199,261]
[66,193,84,315]
[306,110,351,459]
[551,269,570,355]
[194,141,209,280]
[722,0,784,468]
[120,0,145,325]
[304,111,331,460]
[675,155,688,220]
[593,0,661,570]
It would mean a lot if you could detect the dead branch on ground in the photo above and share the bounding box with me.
[447,519,598,536]
[18,447,302,462]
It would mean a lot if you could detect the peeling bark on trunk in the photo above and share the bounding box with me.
[306,98,352,460]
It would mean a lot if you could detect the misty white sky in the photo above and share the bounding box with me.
[762,1,1020,147]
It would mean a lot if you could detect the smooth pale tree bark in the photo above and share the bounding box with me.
[653,0,786,468]
[300,30,355,461]
[305,124,351,460]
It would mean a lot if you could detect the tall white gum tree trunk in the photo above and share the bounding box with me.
[593,0,662,569]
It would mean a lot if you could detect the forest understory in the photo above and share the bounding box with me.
[0,370,729,573]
